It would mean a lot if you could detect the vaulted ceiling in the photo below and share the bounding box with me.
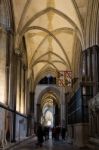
[12,0,89,85]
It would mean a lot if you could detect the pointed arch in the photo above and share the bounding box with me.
[20,7,82,37]
[33,66,58,90]
[32,51,68,67]
[29,27,74,67]
[23,26,71,69]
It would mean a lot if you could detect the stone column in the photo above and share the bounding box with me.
[30,92,35,113]
[0,27,7,104]
[0,27,8,147]
[28,92,35,135]
[92,46,98,96]
[65,93,69,130]
[10,53,18,142]
[60,87,65,126]
[37,104,41,123]
[5,31,14,143]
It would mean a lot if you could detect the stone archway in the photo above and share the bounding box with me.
[34,86,60,125]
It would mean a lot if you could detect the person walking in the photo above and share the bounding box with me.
[61,127,66,140]
[36,123,44,147]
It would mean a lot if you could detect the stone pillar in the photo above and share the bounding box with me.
[0,27,7,104]
[67,124,89,147]
[65,93,69,130]
[26,114,32,136]
[54,104,60,126]
[92,47,97,95]
[5,31,14,143]
[30,92,35,113]
[27,92,35,135]
[10,53,18,142]
[73,123,89,147]
[60,87,65,126]
[0,27,8,147]
[37,104,41,123]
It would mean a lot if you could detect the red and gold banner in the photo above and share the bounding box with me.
[57,71,72,87]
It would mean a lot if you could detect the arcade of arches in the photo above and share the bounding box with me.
[0,0,99,149]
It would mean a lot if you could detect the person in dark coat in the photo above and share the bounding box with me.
[61,127,66,140]
[36,123,44,147]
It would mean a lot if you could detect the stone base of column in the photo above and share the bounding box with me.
[87,137,99,150]
[67,125,73,144]
[0,132,8,149]
[67,123,89,147]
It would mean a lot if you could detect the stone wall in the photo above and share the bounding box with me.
[0,29,7,104]
[15,114,27,141]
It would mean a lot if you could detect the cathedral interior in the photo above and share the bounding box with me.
[0,0,99,149]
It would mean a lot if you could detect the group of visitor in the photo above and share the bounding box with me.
[36,123,50,147]
[35,123,66,147]
[52,126,66,141]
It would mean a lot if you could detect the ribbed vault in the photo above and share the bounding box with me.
[12,0,89,87]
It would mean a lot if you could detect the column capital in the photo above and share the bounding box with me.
[14,48,22,58]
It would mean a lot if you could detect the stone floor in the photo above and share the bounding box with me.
[11,137,91,150]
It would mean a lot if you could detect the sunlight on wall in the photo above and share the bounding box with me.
[0,30,7,104]
[16,85,20,111]
[20,102,24,114]
[0,79,6,103]
[16,63,20,111]
[16,97,19,111]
